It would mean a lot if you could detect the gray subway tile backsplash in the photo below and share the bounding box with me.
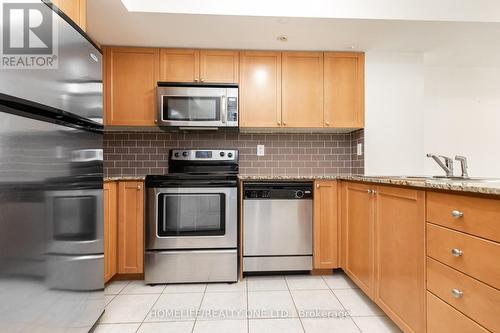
[104,130,365,177]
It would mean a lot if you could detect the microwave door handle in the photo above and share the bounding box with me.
[221,96,227,124]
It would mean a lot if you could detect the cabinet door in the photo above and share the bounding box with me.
[104,47,159,126]
[313,180,339,269]
[324,52,364,128]
[118,181,144,274]
[341,182,374,295]
[51,0,86,31]
[375,186,425,333]
[282,52,324,128]
[159,49,199,82]
[239,51,282,127]
[104,182,117,283]
[199,50,239,83]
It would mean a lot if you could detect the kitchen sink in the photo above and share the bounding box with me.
[363,175,500,184]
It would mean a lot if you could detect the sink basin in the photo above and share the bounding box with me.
[363,175,500,184]
[428,177,500,184]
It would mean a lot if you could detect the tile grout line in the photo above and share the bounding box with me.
[191,283,208,333]
[284,276,306,333]
[135,288,163,333]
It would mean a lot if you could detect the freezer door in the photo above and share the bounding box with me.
[0,1,102,123]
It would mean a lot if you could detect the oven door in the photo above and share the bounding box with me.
[146,187,237,250]
[158,87,228,127]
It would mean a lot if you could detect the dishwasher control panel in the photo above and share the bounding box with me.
[243,182,313,199]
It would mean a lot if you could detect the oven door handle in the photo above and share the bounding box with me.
[146,249,237,255]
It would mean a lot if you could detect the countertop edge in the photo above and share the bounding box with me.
[104,175,500,196]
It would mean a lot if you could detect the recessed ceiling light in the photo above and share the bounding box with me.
[277,35,288,42]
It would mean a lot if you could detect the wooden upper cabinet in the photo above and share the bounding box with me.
[51,0,87,31]
[239,51,282,128]
[324,52,364,128]
[117,181,144,274]
[341,181,374,296]
[104,181,117,283]
[159,49,239,83]
[159,49,199,82]
[199,50,239,83]
[104,47,159,126]
[313,180,339,269]
[282,52,324,128]
[374,186,425,333]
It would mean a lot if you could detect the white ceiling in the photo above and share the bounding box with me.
[120,0,500,23]
[87,0,500,64]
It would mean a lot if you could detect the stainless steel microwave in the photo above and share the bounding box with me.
[157,83,238,128]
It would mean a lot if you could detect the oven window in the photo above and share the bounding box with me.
[163,96,220,121]
[158,193,226,236]
[53,196,96,241]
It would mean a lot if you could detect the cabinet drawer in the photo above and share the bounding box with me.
[427,223,500,290]
[427,192,500,242]
[427,292,489,333]
[427,258,500,332]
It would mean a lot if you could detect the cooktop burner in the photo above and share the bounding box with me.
[145,149,239,188]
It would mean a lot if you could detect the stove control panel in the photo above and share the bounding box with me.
[171,149,238,161]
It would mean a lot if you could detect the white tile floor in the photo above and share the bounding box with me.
[93,271,402,333]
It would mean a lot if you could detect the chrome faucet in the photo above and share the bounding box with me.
[426,153,454,177]
[455,155,469,178]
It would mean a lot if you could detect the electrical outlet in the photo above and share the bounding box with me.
[357,143,363,156]
[257,145,265,156]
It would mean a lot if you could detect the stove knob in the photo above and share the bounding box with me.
[174,152,180,157]
[228,152,233,158]
[220,151,225,157]
[182,151,188,157]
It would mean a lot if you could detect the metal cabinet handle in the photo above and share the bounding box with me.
[137,185,141,190]
[277,121,281,126]
[194,78,199,82]
[325,121,330,126]
[451,289,463,299]
[283,121,287,126]
[316,184,320,189]
[367,189,371,194]
[451,248,463,257]
[154,119,158,124]
[451,210,464,219]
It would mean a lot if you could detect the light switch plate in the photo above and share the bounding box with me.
[357,143,363,156]
[257,145,265,156]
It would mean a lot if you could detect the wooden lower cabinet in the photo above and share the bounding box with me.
[117,181,144,274]
[104,181,118,283]
[341,182,425,333]
[427,292,489,333]
[341,181,374,296]
[313,180,339,269]
[374,186,425,333]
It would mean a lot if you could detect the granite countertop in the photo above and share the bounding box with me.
[104,176,146,181]
[104,175,500,196]
[239,175,500,196]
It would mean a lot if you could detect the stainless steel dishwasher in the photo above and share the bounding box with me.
[243,182,313,272]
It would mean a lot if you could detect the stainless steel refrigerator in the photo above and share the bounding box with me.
[0,2,104,332]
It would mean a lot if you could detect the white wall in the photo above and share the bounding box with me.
[364,52,500,178]
[364,52,425,175]
[423,64,500,177]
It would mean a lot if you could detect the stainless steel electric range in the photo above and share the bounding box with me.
[144,149,239,284]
